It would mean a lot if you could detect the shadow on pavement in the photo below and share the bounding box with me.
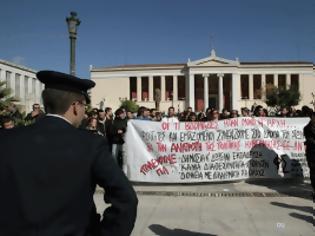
[149,224,217,236]
[270,202,314,214]
[245,178,313,199]
[289,212,315,225]
[270,201,315,225]
[246,144,312,200]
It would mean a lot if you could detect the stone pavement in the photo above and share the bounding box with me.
[94,178,314,236]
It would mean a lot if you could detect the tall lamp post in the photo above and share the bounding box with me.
[66,12,80,76]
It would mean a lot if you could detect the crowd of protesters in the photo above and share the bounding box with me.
[1,102,314,168]
[1,102,314,131]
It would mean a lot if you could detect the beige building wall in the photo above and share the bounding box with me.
[91,76,129,110]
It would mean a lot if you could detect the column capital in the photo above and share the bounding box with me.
[202,73,209,78]
[217,73,224,78]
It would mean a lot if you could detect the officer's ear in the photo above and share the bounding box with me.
[71,101,79,116]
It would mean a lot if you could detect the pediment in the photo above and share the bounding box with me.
[187,49,240,67]
[195,59,230,66]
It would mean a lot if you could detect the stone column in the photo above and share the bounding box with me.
[10,73,15,97]
[202,73,209,111]
[161,75,166,102]
[188,73,195,111]
[173,75,178,101]
[20,75,25,103]
[28,78,32,106]
[137,76,142,102]
[261,74,266,100]
[30,78,35,104]
[0,69,4,82]
[149,76,154,101]
[218,73,224,111]
[286,73,291,89]
[249,74,253,100]
[36,80,41,102]
[28,77,32,97]
[232,73,240,111]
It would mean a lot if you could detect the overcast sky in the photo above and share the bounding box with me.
[1,0,314,78]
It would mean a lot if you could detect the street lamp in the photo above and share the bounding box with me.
[66,12,80,75]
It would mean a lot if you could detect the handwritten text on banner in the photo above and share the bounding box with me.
[123,117,309,183]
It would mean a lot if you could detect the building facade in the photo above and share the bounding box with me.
[90,50,315,112]
[0,59,44,113]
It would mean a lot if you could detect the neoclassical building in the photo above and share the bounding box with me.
[0,59,44,113]
[90,50,315,112]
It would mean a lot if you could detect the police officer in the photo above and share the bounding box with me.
[303,111,315,201]
[0,70,138,235]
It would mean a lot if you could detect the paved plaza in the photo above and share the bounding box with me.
[94,179,314,236]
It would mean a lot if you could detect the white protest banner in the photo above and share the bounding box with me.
[123,117,310,183]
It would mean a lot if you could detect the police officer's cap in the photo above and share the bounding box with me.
[37,70,95,104]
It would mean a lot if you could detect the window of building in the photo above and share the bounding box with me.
[209,74,218,94]
[278,74,286,90]
[291,74,299,90]
[153,76,161,101]
[266,74,274,85]
[177,76,185,100]
[223,74,232,111]
[240,74,249,99]
[253,74,262,99]
[194,74,204,112]
[153,76,161,90]
[266,74,274,96]
[15,74,21,98]
[6,71,11,88]
[141,77,149,101]
[165,76,173,100]
[129,77,137,100]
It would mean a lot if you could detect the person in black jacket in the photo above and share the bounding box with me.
[0,70,138,236]
[303,111,315,201]
[25,103,45,125]
[111,108,128,168]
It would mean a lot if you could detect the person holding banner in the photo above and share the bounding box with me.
[304,111,315,201]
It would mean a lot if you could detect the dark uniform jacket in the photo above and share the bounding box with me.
[304,121,315,164]
[303,120,315,192]
[0,116,138,236]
